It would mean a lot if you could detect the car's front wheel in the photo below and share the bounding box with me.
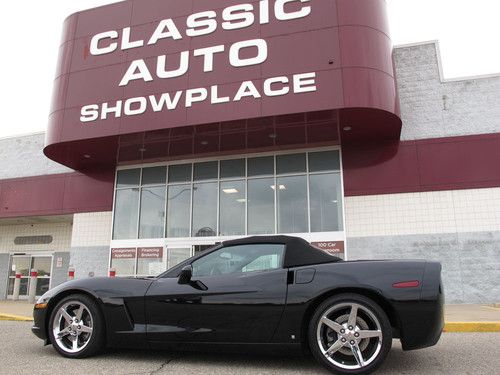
[48,294,105,358]
[308,293,392,374]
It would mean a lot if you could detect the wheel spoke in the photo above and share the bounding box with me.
[325,338,346,357]
[347,304,358,327]
[80,325,93,334]
[74,305,85,321]
[350,343,365,367]
[357,329,382,339]
[320,317,343,333]
[57,327,71,338]
[72,336,79,351]
[60,308,73,323]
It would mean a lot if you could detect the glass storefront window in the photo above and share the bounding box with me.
[194,161,218,181]
[166,185,191,238]
[116,169,140,188]
[220,159,245,179]
[112,149,344,240]
[168,164,192,183]
[248,156,274,176]
[142,166,167,185]
[248,178,275,235]
[192,182,218,237]
[139,186,166,239]
[277,175,308,233]
[276,153,306,174]
[219,180,245,236]
[113,188,139,239]
[310,173,343,232]
[309,151,340,172]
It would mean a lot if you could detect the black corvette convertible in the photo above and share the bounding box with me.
[32,236,444,374]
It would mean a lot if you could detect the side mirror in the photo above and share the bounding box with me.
[178,265,193,285]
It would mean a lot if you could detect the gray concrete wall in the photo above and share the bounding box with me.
[50,252,70,288]
[0,254,10,300]
[0,133,73,179]
[394,41,500,141]
[347,231,500,304]
[70,246,109,279]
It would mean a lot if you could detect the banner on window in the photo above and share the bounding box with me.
[138,247,163,259]
[111,248,136,259]
[311,241,345,257]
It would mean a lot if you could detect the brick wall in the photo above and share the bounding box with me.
[345,187,500,303]
[70,212,112,278]
[0,133,73,179]
[0,222,72,254]
[394,41,500,141]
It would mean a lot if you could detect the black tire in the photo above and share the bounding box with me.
[308,293,392,375]
[48,294,106,358]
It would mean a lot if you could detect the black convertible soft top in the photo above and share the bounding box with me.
[222,235,342,268]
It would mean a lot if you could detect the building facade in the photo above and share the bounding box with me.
[0,0,499,303]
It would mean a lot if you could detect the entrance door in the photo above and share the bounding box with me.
[7,255,52,298]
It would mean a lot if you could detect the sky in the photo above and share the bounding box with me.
[0,0,499,138]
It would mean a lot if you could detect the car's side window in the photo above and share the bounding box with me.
[192,244,285,278]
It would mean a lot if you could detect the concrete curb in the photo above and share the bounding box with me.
[444,322,500,333]
[0,313,33,322]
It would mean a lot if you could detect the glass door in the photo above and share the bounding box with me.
[7,255,52,299]
[33,256,52,296]
[7,256,30,298]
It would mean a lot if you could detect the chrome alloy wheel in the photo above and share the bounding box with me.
[316,302,383,370]
[52,301,94,354]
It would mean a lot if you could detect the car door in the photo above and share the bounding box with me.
[145,243,288,344]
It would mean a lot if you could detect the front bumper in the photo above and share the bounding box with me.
[32,305,49,342]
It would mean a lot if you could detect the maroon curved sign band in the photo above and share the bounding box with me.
[46,0,401,169]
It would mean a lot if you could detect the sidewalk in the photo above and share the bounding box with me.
[0,300,33,321]
[1,300,499,331]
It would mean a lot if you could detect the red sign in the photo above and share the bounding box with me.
[311,241,345,256]
[138,247,163,259]
[111,248,136,259]
[45,0,401,169]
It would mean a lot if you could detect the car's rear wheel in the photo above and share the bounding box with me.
[308,294,392,374]
[48,294,105,358]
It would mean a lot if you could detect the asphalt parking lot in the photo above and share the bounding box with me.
[0,321,498,375]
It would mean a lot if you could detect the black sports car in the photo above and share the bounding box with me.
[32,236,444,374]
